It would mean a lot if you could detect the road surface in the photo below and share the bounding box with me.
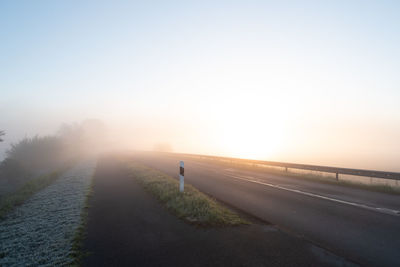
[130,152,400,266]
[83,157,352,266]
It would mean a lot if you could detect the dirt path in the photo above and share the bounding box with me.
[82,156,355,266]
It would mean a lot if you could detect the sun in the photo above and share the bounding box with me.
[213,104,288,160]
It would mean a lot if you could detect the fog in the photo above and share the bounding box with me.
[1,1,400,172]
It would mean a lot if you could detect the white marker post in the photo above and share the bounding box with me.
[179,161,184,192]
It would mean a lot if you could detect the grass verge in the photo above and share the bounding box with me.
[127,162,249,227]
[0,172,61,220]
[70,175,94,266]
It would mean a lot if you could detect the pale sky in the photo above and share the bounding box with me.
[1,1,399,171]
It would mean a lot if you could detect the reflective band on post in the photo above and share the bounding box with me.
[179,161,184,192]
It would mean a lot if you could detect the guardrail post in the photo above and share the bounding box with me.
[336,172,339,181]
[179,161,184,192]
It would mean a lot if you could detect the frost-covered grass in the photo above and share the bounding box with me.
[0,160,96,267]
[0,172,60,220]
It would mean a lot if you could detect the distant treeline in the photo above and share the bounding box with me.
[0,119,106,188]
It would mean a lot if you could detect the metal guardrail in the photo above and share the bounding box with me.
[166,152,400,181]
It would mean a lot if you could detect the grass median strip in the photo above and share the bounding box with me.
[127,163,249,226]
[70,174,94,266]
[0,172,60,220]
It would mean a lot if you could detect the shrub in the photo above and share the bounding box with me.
[6,136,64,172]
[0,158,29,185]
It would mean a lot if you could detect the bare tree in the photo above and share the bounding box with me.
[0,130,4,142]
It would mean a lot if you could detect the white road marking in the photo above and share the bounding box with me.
[225,174,400,216]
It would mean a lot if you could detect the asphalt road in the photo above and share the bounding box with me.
[130,152,400,267]
[83,157,353,266]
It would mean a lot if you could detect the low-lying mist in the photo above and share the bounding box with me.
[0,119,109,197]
[1,113,399,189]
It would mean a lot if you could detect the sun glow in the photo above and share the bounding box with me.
[207,92,291,161]
[218,125,284,160]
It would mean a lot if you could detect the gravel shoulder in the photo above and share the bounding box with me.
[82,156,355,267]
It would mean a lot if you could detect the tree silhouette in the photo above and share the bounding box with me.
[0,130,4,142]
